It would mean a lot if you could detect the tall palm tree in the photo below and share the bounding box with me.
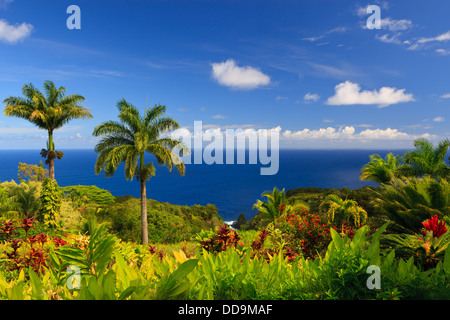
[360,153,403,185]
[3,80,92,180]
[92,98,189,244]
[401,138,450,179]
[319,194,368,229]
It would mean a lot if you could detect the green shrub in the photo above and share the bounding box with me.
[61,185,115,206]
[38,179,62,229]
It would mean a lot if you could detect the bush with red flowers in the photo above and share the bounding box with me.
[273,209,332,259]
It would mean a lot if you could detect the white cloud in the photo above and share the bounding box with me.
[436,49,450,55]
[282,126,434,142]
[0,19,33,44]
[418,31,450,44]
[304,93,320,103]
[307,62,361,80]
[326,81,415,108]
[0,0,13,9]
[275,96,289,101]
[168,124,438,149]
[433,117,445,122]
[440,93,450,99]
[0,127,43,134]
[211,59,270,90]
[356,1,389,17]
[380,18,412,31]
[407,43,420,51]
[376,33,402,44]
[302,26,347,43]
[212,114,227,119]
[303,36,323,42]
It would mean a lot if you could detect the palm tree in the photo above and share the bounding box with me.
[319,194,368,229]
[373,176,450,234]
[9,181,41,218]
[401,138,450,179]
[252,187,309,224]
[3,80,92,180]
[360,153,403,185]
[92,98,189,244]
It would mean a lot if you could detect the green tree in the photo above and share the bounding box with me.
[360,153,403,185]
[0,185,17,218]
[9,181,41,218]
[401,138,450,179]
[17,162,49,182]
[92,98,189,244]
[319,194,368,229]
[252,187,309,224]
[3,80,92,180]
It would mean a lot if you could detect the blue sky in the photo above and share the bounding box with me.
[0,0,449,149]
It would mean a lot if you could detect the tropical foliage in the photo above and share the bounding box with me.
[252,187,309,225]
[319,194,368,228]
[373,176,450,234]
[360,153,403,185]
[2,82,450,301]
[402,138,450,179]
[17,162,48,183]
[38,178,62,229]
[1,219,450,300]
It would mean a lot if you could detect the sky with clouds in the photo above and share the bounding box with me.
[0,0,449,149]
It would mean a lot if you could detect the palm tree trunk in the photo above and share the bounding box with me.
[48,158,55,181]
[48,131,55,181]
[139,152,148,244]
[140,178,148,244]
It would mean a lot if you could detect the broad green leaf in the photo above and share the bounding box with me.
[29,269,43,300]
[443,246,450,275]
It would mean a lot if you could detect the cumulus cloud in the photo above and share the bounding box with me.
[326,81,415,108]
[168,124,437,150]
[304,93,320,103]
[440,93,450,99]
[0,19,33,44]
[211,59,270,90]
[433,117,445,122]
[282,126,433,142]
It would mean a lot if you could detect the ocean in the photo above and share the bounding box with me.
[0,149,408,221]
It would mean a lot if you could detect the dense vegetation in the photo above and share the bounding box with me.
[1,80,450,300]
[1,136,449,300]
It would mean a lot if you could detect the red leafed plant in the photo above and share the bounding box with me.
[148,245,166,260]
[200,225,243,253]
[0,220,16,240]
[422,215,447,238]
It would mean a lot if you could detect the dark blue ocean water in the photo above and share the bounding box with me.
[0,149,408,221]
